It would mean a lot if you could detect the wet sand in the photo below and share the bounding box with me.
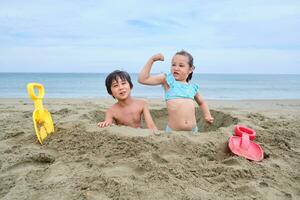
[0,98,299,200]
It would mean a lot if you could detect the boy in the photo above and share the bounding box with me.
[97,70,158,131]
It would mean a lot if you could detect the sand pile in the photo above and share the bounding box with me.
[0,99,299,199]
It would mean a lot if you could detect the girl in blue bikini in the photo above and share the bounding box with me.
[138,50,214,133]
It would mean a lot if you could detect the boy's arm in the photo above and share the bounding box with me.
[138,53,166,85]
[97,108,114,128]
[142,102,158,131]
[194,93,214,124]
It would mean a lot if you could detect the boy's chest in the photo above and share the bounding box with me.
[114,106,143,121]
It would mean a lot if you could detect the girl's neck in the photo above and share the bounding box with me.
[175,78,189,84]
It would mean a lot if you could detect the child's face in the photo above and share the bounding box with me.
[110,77,131,100]
[171,55,193,82]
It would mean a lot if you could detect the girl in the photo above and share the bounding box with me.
[138,50,213,133]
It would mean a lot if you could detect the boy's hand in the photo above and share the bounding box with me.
[97,121,112,128]
[205,115,214,124]
[151,53,164,62]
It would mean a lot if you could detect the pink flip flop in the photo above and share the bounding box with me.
[228,126,264,161]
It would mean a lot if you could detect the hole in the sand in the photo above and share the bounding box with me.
[196,108,238,132]
[150,108,238,132]
[82,110,106,122]
[86,108,238,132]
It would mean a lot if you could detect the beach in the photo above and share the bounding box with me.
[0,98,299,199]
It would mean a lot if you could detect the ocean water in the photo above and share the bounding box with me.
[0,73,300,100]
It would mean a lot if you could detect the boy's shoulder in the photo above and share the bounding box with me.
[131,98,147,106]
[109,99,146,109]
[109,102,121,110]
[132,98,145,102]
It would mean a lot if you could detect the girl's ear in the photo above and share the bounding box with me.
[189,65,195,74]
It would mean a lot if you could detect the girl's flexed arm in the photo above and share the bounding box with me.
[138,53,166,85]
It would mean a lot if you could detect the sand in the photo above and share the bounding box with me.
[0,98,299,200]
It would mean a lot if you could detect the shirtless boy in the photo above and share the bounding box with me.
[97,70,157,131]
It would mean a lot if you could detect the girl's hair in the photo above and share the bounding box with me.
[175,50,195,82]
[105,70,133,97]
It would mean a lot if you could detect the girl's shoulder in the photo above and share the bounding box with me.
[165,73,175,86]
[191,82,199,92]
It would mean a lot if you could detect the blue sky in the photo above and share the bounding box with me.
[0,0,299,74]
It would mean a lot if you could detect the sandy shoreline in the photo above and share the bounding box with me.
[0,98,299,199]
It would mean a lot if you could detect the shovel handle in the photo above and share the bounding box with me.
[27,83,45,100]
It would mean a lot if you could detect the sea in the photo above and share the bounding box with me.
[0,73,300,100]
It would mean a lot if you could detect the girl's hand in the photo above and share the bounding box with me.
[151,53,164,62]
[97,121,112,128]
[153,129,161,136]
[205,115,214,124]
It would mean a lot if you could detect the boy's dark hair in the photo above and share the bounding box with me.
[105,70,133,97]
[175,50,195,82]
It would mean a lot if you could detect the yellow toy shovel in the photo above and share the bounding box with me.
[27,83,54,144]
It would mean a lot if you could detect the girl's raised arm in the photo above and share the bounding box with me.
[138,53,165,85]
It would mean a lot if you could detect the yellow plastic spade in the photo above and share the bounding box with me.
[27,83,54,144]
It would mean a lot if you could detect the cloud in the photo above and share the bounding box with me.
[0,0,299,73]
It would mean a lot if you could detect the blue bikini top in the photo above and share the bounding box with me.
[164,73,199,101]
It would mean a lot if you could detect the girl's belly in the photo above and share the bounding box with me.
[166,99,196,131]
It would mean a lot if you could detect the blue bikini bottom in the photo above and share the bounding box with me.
[165,125,199,134]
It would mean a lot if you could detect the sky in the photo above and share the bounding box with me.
[0,0,299,74]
